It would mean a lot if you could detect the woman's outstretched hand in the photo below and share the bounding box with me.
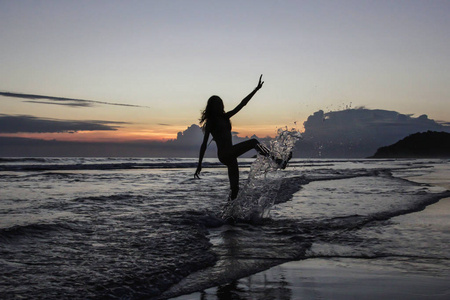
[256,74,264,90]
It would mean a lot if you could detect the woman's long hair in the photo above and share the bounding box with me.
[199,95,225,131]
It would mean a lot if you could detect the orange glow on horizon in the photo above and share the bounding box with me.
[0,123,299,143]
[0,130,174,143]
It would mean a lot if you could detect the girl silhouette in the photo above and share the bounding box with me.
[194,75,287,200]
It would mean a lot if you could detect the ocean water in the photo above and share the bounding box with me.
[1,155,449,299]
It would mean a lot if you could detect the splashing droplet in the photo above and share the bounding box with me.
[221,126,302,221]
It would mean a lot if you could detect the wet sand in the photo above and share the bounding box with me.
[171,169,450,300]
[182,256,449,299]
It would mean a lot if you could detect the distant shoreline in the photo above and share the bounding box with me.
[370,131,450,158]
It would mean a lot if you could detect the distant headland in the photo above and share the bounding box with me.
[370,131,450,158]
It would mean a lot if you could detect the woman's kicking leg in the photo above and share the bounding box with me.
[229,138,270,158]
[231,138,291,169]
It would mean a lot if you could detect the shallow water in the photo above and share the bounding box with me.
[1,157,449,299]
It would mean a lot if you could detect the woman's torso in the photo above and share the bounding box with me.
[208,115,232,151]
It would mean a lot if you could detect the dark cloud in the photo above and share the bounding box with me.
[170,124,205,146]
[297,108,450,157]
[0,114,127,133]
[0,91,148,108]
[23,100,91,107]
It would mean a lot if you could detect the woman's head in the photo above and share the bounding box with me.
[206,95,224,115]
[199,95,225,129]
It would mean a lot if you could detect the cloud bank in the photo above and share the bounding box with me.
[297,108,450,157]
[0,114,126,133]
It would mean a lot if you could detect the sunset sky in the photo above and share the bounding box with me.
[1,0,449,143]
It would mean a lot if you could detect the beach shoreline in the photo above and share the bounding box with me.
[174,255,449,299]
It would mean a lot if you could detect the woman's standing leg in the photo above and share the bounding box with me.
[227,158,239,200]
[224,139,272,200]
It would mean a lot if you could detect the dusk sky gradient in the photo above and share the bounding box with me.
[1,0,449,143]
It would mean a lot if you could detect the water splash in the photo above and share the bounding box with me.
[221,126,302,221]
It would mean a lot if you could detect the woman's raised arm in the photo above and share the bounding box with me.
[226,75,264,118]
